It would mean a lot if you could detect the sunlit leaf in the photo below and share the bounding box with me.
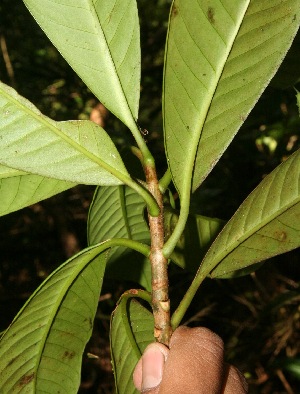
[196,149,300,278]
[0,244,109,393]
[0,164,75,216]
[164,207,224,271]
[163,0,300,197]
[0,82,129,185]
[88,185,151,289]
[110,296,154,394]
[23,0,141,130]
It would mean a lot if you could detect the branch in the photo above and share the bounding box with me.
[145,164,172,346]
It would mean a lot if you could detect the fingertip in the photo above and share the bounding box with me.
[133,357,143,391]
[224,365,248,394]
[133,343,169,393]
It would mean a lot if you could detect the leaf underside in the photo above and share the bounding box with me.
[0,82,128,185]
[0,245,108,393]
[198,149,300,278]
[88,185,151,289]
[22,0,141,130]
[164,0,300,197]
[110,298,154,394]
[0,164,75,216]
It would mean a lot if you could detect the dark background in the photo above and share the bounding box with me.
[0,1,300,392]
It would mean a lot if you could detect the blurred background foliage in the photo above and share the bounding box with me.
[0,1,300,392]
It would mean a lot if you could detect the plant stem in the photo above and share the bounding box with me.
[145,164,172,346]
[118,289,152,306]
[129,179,160,217]
[171,271,206,330]
[162,192,190,258]
[130,122,154,165]
[104,238,151,258]
[159,168,172,194]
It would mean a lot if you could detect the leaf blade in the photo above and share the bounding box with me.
[0,164,75,216]
[0,82,129,185]
[163,0,300,197]
[22,0,141,129]
[110,297,154,394]
[193,0,300,191]
[0,244,109,393]
[198,149,300,278]
[88,185,151,289]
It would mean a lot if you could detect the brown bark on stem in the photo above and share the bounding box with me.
[145,164,172,346]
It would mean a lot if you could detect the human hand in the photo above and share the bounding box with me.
[133,326,248,393]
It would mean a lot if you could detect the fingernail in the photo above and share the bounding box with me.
[142,345,165,391]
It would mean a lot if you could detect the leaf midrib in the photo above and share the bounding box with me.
[0,84,130,183]
[33,246,104,389]
[166,1,251,197]
[201,193,300,275]
[190,1,251,174]
[87,0,136,123]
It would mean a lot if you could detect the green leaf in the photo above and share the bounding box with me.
[0,243,109,393]
[164,207,224,271]
[88,185,151,290]
[0,164,75,216]
[110,296,154,394]
[0,82,129,185]
[197,149,300,279]
[22,0,141,130]
[163,0,300,197]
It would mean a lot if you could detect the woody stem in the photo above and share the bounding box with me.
[145,164,172,346]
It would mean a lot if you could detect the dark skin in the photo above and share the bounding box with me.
[133,327,248,393]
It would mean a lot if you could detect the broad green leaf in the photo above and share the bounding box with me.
[164,0,300,197]
[0,164,75,216]
[164,207,224,271]
[110,296,154,394]
[22,0,141,130]
[0,82,129,185]
[88,185,151,289]
[196,149,300,279]
[0,243,109,393]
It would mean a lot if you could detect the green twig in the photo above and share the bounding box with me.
[162,192,190,258]
[104,238,150,258]
[129,122,155,167]
[159,168,173,194]
[171,271,206,330]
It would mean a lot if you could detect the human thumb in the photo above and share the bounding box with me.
[133,343,169,393]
